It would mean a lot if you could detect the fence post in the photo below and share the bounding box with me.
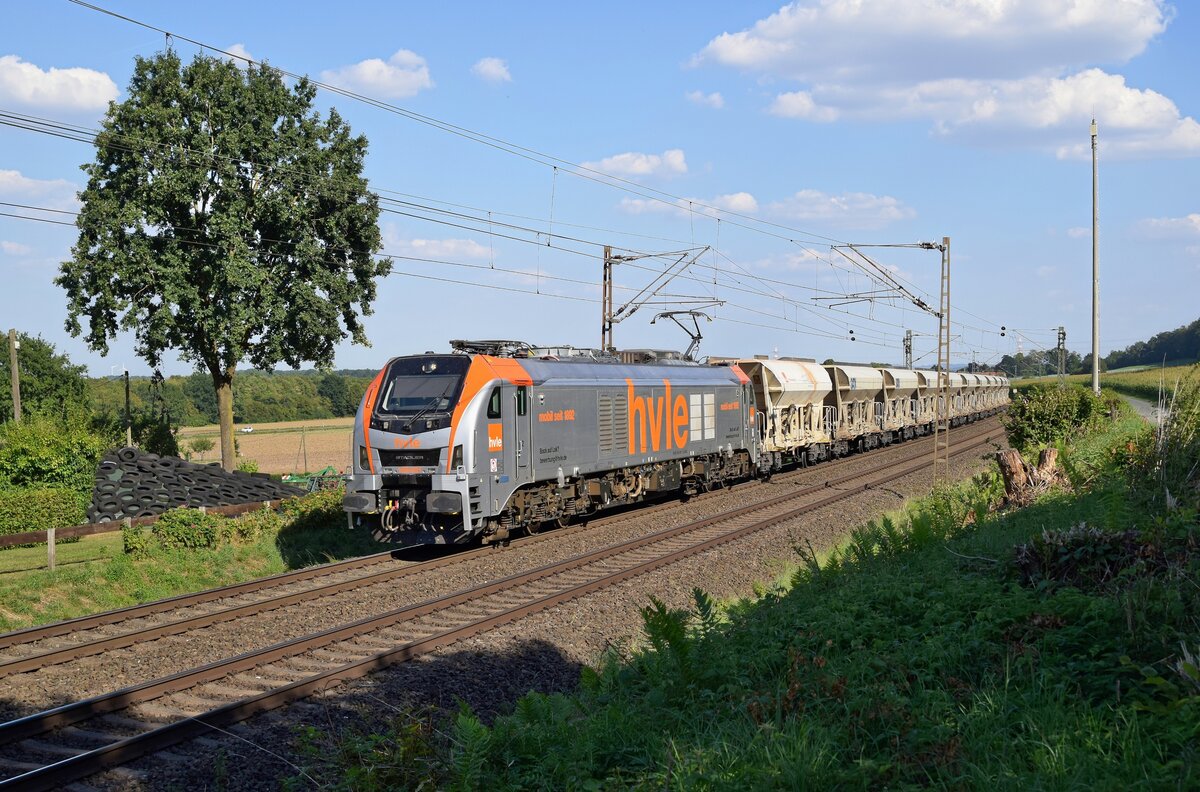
[46,527,55,571]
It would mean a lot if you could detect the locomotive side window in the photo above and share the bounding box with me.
[487,387,502,418]
[516,386,528,416]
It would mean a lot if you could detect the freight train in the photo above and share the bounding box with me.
[342,341,1009,546]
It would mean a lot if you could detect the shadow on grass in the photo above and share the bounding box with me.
[273,517,479,570]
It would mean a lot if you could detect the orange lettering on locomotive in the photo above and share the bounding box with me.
[626,379,690,454]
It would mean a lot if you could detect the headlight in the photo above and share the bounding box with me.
[358,445,370,470]
[451,444,464,470]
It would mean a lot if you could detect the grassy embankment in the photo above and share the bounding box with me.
[291,383,1199,789]
[0,490,378,632]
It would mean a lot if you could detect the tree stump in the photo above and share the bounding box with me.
[996,450,1029,497]
[1036,448,1058,479]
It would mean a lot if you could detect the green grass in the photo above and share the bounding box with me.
[0,492,383,632]
[289,411,1199,789]
[0,532,123,575]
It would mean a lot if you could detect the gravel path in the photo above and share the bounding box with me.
[87,423,1006,791]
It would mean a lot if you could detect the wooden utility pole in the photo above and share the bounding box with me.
[124,370,133,447]
[601,245,615,352]
[7,329,20,422]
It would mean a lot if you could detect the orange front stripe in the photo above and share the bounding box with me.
[361,366,386,475]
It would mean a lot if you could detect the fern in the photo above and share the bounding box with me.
[450,707,491,792]
[692,588,719,637]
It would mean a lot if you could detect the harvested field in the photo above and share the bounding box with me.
[178,418,355,474]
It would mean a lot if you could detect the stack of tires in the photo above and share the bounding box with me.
[88,447,306,523]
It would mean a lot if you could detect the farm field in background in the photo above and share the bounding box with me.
[1016,362,1197,402]
[178,417,356,474]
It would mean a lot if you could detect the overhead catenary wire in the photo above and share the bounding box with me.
[7,4,1020,360]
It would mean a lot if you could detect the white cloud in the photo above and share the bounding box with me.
[386,234,491,261]
[697,1,1167,82]
[582,149,687,177]
[696,1,1194,158]
[320,50,433,99]
[769,90,837,121]
[1138,213,1200,238]
[767,189,915,229]
[686,90,724,109]
[1,240,32,255]
[1066,227,1089,238]
[0,54,118,111]
[471,57,511,83]
[0,169,79,210]
[224,43,256,63]
[619,191,758,217]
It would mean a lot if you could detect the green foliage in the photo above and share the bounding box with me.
[1004,384,1108,451]
[278,486,344,533]
[0,333,90,423]
[58,50,389,465]
[1106,317,1200,370]
[0,412,116,493]
[1126,366,1200,511]
[0,486,88,536]
[122,523,151,559]
[318,372,358,416]
[150,508,226,550]
[289,712,448,791]
[411,416,1198,790]
[236,459,260,474]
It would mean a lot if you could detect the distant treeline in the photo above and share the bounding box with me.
[1105,317,1199,370]
[89,370,374,427]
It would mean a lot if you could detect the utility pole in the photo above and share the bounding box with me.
[124,370,133,447]
[6,329,20,422]
[933,237,951,481]
[1091,118,1100,395]
[1056,326,1067,382]
[601,245,615,352]
[903,329,913,369]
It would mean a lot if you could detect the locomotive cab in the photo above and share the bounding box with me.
[344,354,473,541]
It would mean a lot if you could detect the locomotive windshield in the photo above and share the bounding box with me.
[375,356,469,416]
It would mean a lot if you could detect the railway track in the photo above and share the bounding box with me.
[0,418,998,682]
[0,420,1002,790]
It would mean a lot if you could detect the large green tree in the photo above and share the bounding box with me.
[58,51,389,470]
[0,333,89,423]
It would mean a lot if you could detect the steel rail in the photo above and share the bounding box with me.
[0,426,1000,790]
[0,416,1000,665]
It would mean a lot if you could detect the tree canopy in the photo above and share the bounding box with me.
[58,50,389,469]
[0,333,89,422]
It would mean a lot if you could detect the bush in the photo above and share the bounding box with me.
[1003,384,1107,451]
[232,506,284,541]
[0,486,89,537]
[279,487,345,533]
[236,459,259,474]
[0,412,116,493]
[150,507,226,550]
[122,523,152,559]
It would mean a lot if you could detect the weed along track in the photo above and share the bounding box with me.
[0,421,1001,789]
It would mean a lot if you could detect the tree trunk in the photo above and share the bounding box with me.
[213,370,235,472]
[996,450,1029,497]
[1036,448,1058,479]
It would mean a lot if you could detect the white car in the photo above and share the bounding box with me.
[238,426,254,434]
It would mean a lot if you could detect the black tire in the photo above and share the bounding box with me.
[116,447,139,463]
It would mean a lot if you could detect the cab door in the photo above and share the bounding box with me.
[513,385,531,475]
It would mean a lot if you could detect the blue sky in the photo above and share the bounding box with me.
[1,0,1196,376]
